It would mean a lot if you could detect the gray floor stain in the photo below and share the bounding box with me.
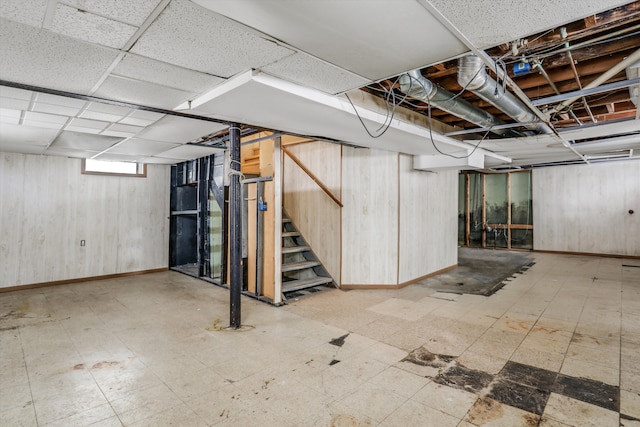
[415,248,535,296]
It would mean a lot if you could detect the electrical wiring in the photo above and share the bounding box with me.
[426,101,493,159]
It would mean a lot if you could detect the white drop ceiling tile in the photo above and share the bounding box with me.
[31,102,81,117]
[51,131,122,151]
[156,144,224,160]
[136,115,227,143]
[44,146,100,159]
[48,4,138,49]
[0,115,20,125]
[106,138,180,156]
[94,75,195,109]
[0,86,33,101]
[130,0,294,78]
[119,109,165,126]
[193,0,467,80]
[112,53,226,94]
[0,140,46,155]
[24,111,69,125]
[64,0,162,26]
[0,97,30,111]
[68,117,109,130]
[0,108,21,119]
[101,123,144,137]
[94,152,145,162]
[22,120,66,130]
[0,18,120,94]
[0,123,59,147]
[0,0,47,28]
[261,52,370,94]
[79,103,131,122]
[426,0,632,49]
[35,93,87,108]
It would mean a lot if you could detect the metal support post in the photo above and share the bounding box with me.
[229,124,242,329]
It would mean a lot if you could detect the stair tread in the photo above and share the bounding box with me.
[282,231,301,238]
[282,260,321,272]
[282,245,310,254]
[282,276,333,293]
[282,217,292,223]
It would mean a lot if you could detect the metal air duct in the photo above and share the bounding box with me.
[398,70,513,136]
[457,55,552,134]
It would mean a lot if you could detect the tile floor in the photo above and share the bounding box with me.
[1,252,639,426]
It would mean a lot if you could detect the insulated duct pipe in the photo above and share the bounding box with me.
[458,55,552,134]
[398,70,513,136]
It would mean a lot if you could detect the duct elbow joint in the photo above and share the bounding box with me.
[458,55,488,91]
[399,70,433,100]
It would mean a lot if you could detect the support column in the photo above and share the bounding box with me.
[229,124,242,329]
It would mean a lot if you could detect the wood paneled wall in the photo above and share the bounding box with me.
[398,155,458,283]
[0,152,170,288]
[533,161,640,256]
[341,147,399,285]
[283,141,342,286]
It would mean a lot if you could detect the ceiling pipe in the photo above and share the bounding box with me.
[531,59,583,126]
[458,55,552,134]
[552,47,640,114]
[398,70,516,136]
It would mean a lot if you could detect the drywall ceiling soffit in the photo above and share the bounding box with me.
[260,52,371,95]
[135,115,228,144]
[130,0,294,78]
[154,144,225,160]
[105,138,180,156]
[424,0,632,49]
[93,75,198,110]
[183,70,493,158]
[192,0,469,82]
[0,18,120,94]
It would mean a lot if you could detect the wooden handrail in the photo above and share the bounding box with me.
[282,146,343,208]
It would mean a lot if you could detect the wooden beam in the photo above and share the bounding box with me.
[584,15,597,28]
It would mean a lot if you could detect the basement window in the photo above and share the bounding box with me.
[82,159,146,177]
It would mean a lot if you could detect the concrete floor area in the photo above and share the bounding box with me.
[1,252,639,426]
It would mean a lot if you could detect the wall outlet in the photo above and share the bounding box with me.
[80,240,85,247]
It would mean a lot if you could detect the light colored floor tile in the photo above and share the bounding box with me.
[542,393,619,427]
[559,357,620,386]
[33,386,109,425]
[622,370,640,394]
[40,403,116,427]
[337,381,408,422]
[457,350,507,375]
[463,397,540,427]
[0,383,32,413]
[0,253,635,427]
[621,389,640,419]
[379,399,460,427]
[412,381,477,418]
[510,346,564,372]
[369,366,430,398]
[0,404,37,427]
[367,298,432,322]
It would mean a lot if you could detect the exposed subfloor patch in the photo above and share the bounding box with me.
[398,347,626,422]
[416,248,535,296]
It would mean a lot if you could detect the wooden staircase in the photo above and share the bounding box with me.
[281,213,333,296]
